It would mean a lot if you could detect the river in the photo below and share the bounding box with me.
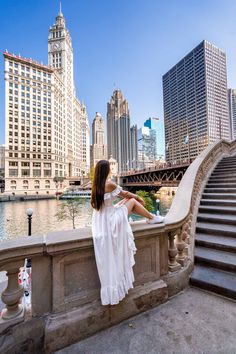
[0,189,175,241]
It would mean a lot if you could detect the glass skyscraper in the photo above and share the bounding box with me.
[144,117,165,160]
[163,40,230,163]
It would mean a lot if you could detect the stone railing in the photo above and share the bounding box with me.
[1,139,236,353]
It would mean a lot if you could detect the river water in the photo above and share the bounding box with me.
[0,189,175,241]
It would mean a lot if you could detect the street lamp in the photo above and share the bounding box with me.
[156,198,160,215]
[26,208,33,236]
[26,208,33,268]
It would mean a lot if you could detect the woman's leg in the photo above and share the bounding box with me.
[124,198,153,219]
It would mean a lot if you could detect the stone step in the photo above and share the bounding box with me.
[199,204,236,216]
[208,176,236,182]
[195,233,236,252]
[190,265,236,300]
[221,155,236,159]
[211,167,236,172]
[197,212,236,226]
[221,156,236,161]
[206,183,236,188]
[217,160,236,164]
[218,162,236,166]
[201,193,236,200]
[194,246,236,272]
[214,163,236,167]
[204,188,236,193]
[200,199,236,207]
[211,172,236,178]
[196,221,236,238]
[214,167,236,172]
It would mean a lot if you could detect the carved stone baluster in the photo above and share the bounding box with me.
[176,226,187,267]
[1,261,24,321]
[168,231,181,272]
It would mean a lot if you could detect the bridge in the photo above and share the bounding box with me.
[119,160,191,189]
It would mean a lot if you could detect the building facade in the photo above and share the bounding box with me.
[144,117,165,160]
[4,8,90,195]
[163,40,230,163]
[130,124,138,169]
[91,112,107,167]
[137,126,157,169]
[228,89,236,140]
[0,145,5,192]
[107,90,133,172]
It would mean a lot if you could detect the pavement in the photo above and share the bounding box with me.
[56,287,236,354]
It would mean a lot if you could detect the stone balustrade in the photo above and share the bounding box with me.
[0,139,236,353]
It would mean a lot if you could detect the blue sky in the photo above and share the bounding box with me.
[1,0,236,144]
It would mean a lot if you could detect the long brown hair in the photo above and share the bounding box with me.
[91,160,110,211]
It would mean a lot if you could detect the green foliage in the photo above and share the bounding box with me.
[88,166,95,183]
[53,176,65,183]
[55,198,82,229]
[136,190,155,212]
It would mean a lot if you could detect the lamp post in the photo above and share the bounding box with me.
[26,208,33,268]
[156,198,160,215]
[27,208,33,236]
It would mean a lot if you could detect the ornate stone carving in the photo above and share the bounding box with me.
[168,231,181,272]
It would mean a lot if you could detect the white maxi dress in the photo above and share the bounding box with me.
[92,185,137,305]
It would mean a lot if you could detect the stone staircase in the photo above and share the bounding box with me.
[190,155,236,299]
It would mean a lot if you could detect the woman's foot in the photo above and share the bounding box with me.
[146,214,164,224]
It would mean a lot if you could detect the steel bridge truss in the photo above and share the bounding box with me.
[120,163,189,188]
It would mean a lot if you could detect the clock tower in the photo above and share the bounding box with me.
[48,5,76,175]
[48,4,74,90]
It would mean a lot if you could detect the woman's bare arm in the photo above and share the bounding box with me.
[105,181,144,205]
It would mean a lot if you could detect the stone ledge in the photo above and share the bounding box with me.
[0,317,45,354]
[164,260,194,298]
[44,279,168,353]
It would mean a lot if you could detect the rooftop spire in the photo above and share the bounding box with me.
[58,1,63,16]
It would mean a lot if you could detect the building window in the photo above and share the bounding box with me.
[9,169,18,177]
[33,170,41,177]
[21,169,30,177]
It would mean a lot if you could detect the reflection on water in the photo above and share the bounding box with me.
[0,188,175,241]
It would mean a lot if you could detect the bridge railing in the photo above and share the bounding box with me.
[0,139,236,352]
[119,158,191,176]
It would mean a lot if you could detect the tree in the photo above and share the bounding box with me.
[136,190,155,212]
[88,166,95,183]
[55,198,82,229]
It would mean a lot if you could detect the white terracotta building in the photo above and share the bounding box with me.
[4,8,90,195]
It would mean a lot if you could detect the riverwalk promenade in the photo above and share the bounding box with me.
[57,287,236,354]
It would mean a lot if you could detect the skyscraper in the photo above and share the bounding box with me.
[137,126,157,168]
[4,8,90,195]
[144,117,165,160]
[163,40,230,163]
[107,90,132,172]
[228,89,236,140]
[130,125,138,169]
[91,112,107,166]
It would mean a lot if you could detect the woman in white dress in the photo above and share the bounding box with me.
[91,160,164,306]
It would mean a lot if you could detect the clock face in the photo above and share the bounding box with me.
[53,42,61,50]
